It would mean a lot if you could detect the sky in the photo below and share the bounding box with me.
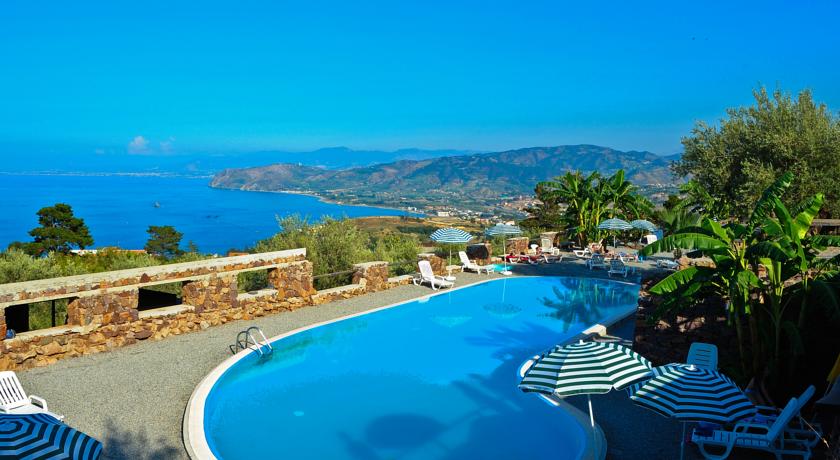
[1,0,839,157]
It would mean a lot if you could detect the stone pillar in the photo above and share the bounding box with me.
[465,243,492,265]
[418,253,446,276]
[67,290,139,326]
[0,308,6,340]
[352,261,389,293]
[539,232,559,247]
[505,237,530,255]
[267,260,315,300]
[182,275,238,314]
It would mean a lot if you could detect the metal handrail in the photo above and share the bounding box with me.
[231,326,273,357]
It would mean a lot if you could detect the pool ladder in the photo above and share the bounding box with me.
[231,326,273,357]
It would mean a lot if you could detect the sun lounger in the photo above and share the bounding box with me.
[687,342,718,370]
[752,386,823,448]
[458,251,494,275]
[607,259,629,277]
[573,248,592,259]
[414,260,454,290]
[0,371,64,421]
[587,254,608,270]
[692,397,811,459]
[540,238,560,256]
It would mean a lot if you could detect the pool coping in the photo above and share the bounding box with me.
[183,275,639,460]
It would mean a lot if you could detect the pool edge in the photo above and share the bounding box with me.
[183,275,638,459]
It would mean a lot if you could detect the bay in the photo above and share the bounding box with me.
[0,174,415,254]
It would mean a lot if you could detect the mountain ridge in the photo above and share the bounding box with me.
[210,145,680,211]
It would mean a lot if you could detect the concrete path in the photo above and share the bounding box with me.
[18,259,750,459]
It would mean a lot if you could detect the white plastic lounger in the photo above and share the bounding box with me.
[607,259,629,278]
[458,251,494,275]
[540,238,560,256]
[573,248,592,259]
[0,371,64,421]
[415,260,454,290]
[753,386,823,448]
[692,398,811,459]
[687,342,719,370]
[587,254,608,270]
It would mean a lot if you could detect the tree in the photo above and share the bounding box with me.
[536,169,650,246]
[18,203,94,255]
[641,173,840,393]
[675,87,840,218]
[144,225,184,258]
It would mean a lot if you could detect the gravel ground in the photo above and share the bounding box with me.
[18,258,756,459]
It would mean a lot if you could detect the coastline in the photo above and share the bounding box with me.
[208,184,425,216]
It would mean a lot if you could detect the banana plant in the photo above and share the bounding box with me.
[640,217,758,374]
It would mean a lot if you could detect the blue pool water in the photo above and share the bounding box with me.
[202,277,639,459]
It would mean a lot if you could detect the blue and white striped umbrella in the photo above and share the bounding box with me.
[630,219,657,232]
[519,341,652,427]
[484,224,523,237]
[627,363,756,459]
[0,413,103,459]
[597,218,633,231]
[429,227,474,244]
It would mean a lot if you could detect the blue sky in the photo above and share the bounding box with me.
[1,1,838,156]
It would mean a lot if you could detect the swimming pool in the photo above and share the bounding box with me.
[185,277,640,459]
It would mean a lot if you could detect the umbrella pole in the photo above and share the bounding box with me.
[587,394,595,427]
[680,422,686,460]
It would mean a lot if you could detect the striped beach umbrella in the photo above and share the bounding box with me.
[430,228,474,264]
[598,218,633,248]
[519,341,652,427]
[484,225,523,275]
[0,413,103,459]
[630,219,657,233]
[429,227,474,244]
[627,363,756,459]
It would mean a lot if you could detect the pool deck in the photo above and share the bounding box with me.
[18,258,717,459]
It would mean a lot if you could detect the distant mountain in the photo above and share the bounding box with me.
[211,145,680,210]
[0,147,474,175]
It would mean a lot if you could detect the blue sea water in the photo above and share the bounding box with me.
[202,277,640,460]
[0,174,415,254]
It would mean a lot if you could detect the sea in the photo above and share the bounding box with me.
[0,174,416,254]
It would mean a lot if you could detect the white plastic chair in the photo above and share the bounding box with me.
[687,342,719,370]
[693,398,811,459]
[415,260,454,290]
[458,251,494,275]
[0,371,64,421]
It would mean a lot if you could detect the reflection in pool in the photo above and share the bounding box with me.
[200,277,639,459]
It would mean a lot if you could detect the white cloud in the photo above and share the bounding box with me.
[159,137,175,153]
[128,135,150,154]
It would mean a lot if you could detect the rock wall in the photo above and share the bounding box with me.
[352,261,389,292]
[465,244,492,265]
[268,261,316,300]
[505,237,529,255]
[182,275,238,313]
[0,253,417,371]
[67,290,139,326]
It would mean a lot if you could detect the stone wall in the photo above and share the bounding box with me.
[465,243,492,265]
[352,261,389,292]
[267,261,316,301]
[0,252,417,371]
[417,253,446,276]
[505,237,529,255]
[182,275,238,314]
[67,290,139,326]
